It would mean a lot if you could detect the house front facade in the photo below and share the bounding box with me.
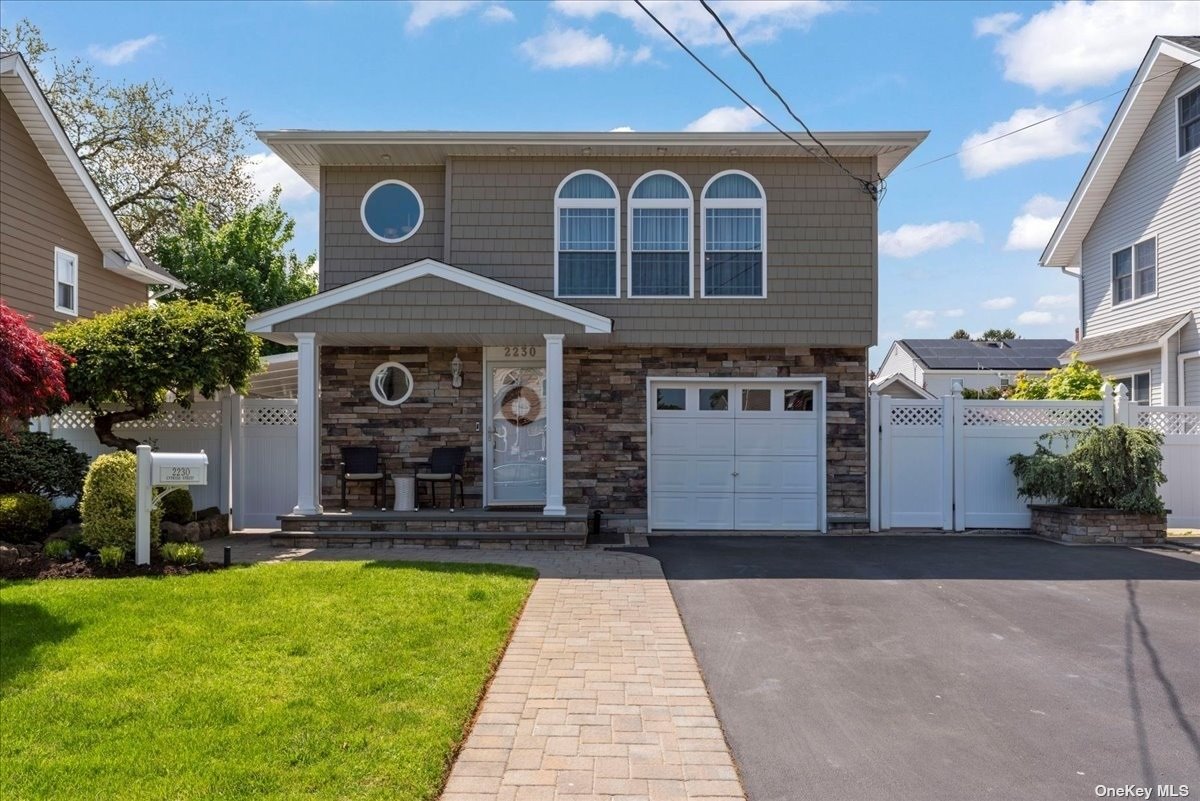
[872,338,1074,399]
[0,52,181,330]
[249,130,926,532]
[1042,36,1200,406]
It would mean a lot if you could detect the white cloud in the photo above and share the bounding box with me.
[520,27,651,69]
[943,309,965,318]
[245,152,314,203]
[878,221,983,259]
[1004,194,1068,251]
[552,0,844,47]
[88,34,159,66]
[975,1,1199,93]
[904,309,937,330]
[1036,293,1075,308]
[1016,310,1056,325]
[982,296,1016,310]
[482,4,515,23]
[609,126,636,132]
[959,103,1104,178]
[684,105,764,133]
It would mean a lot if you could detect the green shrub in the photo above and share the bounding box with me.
[44,539,70,559]
[162,541,205,565]
[0,493,53,542]
[80,452,161,552]
[159,488,194,524]
[0,432,90,500]
[1010,425,1166,515]
[98,545,125,568]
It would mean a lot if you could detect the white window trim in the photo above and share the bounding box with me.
[53,246,78,316]
[360,179,424,243]
[1113,371,1152,405]
[554,169,620,299]
[1109,236,1157,308]
[700,169,767,299]
[1175,77,1200,162]
[626,170,693,299]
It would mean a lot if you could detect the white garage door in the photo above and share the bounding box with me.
[648,381,823,531]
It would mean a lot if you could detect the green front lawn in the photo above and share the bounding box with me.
[1,561,535,801]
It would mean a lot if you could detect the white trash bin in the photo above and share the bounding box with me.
[393,476,416,511]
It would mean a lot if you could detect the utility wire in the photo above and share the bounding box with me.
[633,0,880,200]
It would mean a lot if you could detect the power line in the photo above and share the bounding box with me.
[633,0,880,200]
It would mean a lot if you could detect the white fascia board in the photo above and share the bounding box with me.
[247,258,613,334]
[870,372,935,399]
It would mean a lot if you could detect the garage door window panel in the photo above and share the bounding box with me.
[656,388,687,411]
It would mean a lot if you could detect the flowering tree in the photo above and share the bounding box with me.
[0,302,70,433]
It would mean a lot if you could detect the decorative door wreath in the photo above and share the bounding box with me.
[500,386,542,426]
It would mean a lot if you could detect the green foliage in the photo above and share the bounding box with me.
[0,493,53,542]
[950,328,972,340]
[1008,355,1105,401]
[98,545,125,568]
[980,328,1018,342]
[161,542,205,565]
[45,297,260,451]
[960,386,1006,400]
[1009,425,1166,515]
[80,452,160,552]
[0,432,89,501]
[158,488,193,524]
[43,539,70,559]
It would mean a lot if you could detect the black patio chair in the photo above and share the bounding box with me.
[338,446,389,511]
[414,446,469,511]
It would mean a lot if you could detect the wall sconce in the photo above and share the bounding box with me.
[451,353,463,388]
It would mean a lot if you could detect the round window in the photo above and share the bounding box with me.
[360,180,424,243]
[370,362,414,406]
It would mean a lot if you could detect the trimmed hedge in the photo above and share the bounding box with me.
[80,452,161,552]
[0,493,53,543]
[159,488,194,524]
[0,432,89,501]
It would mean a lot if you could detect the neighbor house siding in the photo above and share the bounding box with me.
[875,344,922,386]
[0,93,146,330]
[1183,354,1200,404]
[319,156,878,347]
[1090,352,1163,406]
[1079,65,1200,341]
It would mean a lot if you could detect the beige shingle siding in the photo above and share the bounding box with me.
[0,93,146,330]
[319,155,877,346]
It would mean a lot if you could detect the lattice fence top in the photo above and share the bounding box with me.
[890,403,942,427]
[242,404,298,426]
[50,405,221,430]
[962,404,1103,428]
[1137,408,1200,435]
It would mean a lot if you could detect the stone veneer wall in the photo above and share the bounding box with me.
[319,345,868,522]
[1029,505,1166,544]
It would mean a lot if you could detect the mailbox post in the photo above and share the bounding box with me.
[135,445,208,566]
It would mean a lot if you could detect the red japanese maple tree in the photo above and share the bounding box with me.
[0,302,71,433]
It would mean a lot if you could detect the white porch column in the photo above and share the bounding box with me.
[293,333,323,514]
[543,334,566,516]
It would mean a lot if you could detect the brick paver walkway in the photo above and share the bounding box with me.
[204,538,744,801]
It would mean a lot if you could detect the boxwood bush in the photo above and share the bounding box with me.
[0,432,89,501]
[0,493,53,542]
[159,488,194,524]
[1010,425,1166,515]
[80,452,161,552]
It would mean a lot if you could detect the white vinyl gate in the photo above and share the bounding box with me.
[870,390,1200,530]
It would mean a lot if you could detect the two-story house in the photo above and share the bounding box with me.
[247,129,926,534]
[0,52,182,330]
[1041,36,1199,406]
[872,338,1074,399]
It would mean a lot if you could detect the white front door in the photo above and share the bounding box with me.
[649,381,823,530]
[488,365,548,505]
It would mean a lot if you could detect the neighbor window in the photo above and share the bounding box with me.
[361,180,423,243]
[1111,237,1155,304]
[556,171,618,297]
[53,247,78,316]
[702,171,765,297]
[1115,373,1151,405]
[629,171,692,297]
[1179,84,1200,158]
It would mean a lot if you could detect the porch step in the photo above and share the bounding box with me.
[270,529,587,550]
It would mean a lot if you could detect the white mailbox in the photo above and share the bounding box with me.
[135,445,209,566]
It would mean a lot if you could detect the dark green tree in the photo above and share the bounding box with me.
[979,328,1018,341]
[950,329,971,340]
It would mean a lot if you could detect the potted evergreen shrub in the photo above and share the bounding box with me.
[1009,425,1168,544]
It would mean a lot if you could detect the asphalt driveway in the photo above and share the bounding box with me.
[637,536,1200,801]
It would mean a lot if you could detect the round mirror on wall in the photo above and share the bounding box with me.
[370,362,414,406]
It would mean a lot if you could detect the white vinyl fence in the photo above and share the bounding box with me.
[43,395,297,530]
[870,387,1200,531]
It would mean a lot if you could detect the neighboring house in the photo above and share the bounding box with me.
[247,129,927,532]
[1041,36,1200,406]
[0,52,182,331]
[872,338,1073,398]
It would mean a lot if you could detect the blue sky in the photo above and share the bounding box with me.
[4,0,1197,366]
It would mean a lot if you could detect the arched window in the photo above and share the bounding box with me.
[628,171,692,297]
[555,170,619,297]
[701,171,766,298]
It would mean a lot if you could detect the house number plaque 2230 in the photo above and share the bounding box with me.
[502,346,538,358]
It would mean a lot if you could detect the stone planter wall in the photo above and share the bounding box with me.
[1029,504,1166,545]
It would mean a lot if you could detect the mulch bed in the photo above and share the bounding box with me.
[1,554,228,581]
